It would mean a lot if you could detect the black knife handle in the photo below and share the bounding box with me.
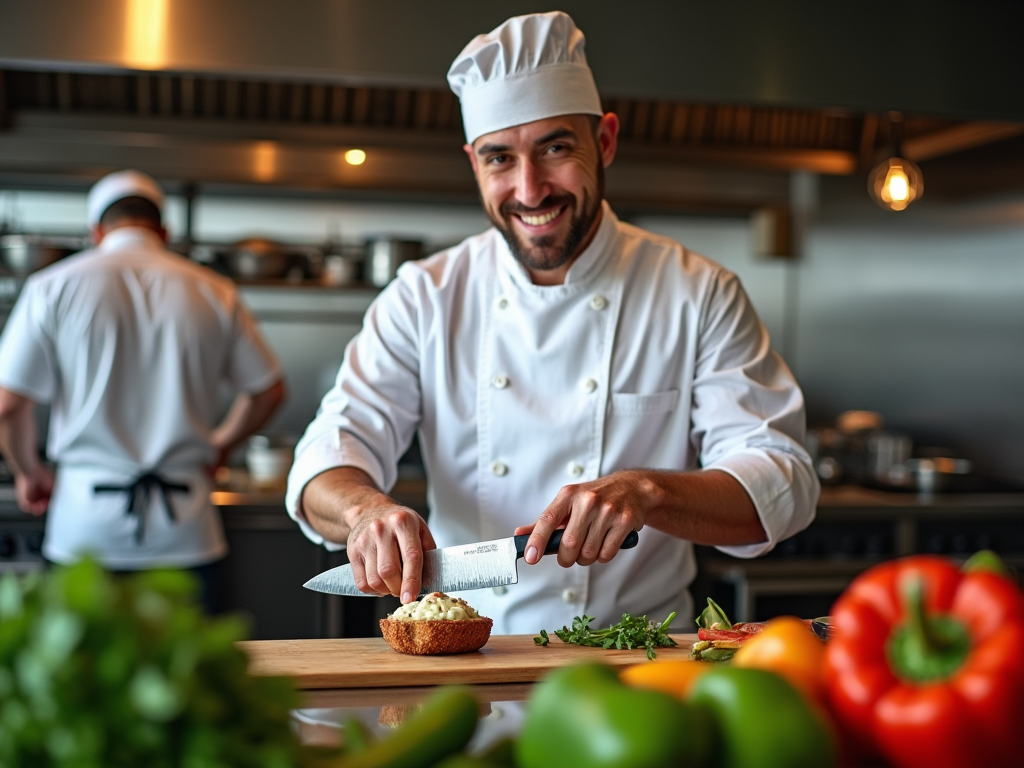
[513,529,639,559]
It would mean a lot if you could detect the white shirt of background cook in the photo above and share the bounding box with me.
[287,203,819,634]
[0,227,282,568]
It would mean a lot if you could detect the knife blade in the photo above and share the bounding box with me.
[303,529,640,597]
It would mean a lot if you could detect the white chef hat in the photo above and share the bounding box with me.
[87,169,165,227]
[447,11,603,145]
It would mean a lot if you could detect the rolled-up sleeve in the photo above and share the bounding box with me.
[285,275,423,548]
[690,270,820,558]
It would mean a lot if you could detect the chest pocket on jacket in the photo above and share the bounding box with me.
[609,390,680,416]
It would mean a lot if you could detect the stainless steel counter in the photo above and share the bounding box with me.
[4,478,1021,632]
[212,478,427,511]
[817,484,1024,514]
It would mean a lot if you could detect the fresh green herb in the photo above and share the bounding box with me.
[534,612,678,660]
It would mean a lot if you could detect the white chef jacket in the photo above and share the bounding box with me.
[0,227,282,568]
[287,203,818,634]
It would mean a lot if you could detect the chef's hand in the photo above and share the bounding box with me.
[515,470,658,568]
[15,465,54,516]
[347,505,437,604]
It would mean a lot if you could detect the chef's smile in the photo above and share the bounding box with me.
[515,205,567,231]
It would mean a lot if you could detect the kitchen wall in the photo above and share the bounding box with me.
[647,179,1024,485]
[3,181,1023,483]
[793,176,1024,484]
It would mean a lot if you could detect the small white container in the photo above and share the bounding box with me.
[246,434,297,489]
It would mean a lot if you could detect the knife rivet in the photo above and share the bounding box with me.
[492,461,508,477]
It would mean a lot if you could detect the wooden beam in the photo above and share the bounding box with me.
[859,113,878,164]
[616,143,857,175]
[904,122,1024,162]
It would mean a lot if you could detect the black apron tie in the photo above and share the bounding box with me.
[93,472,190,544]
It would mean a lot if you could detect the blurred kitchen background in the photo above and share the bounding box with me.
[1,1,1022,636]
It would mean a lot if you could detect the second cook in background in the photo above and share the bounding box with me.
[0,170,285,611]
[286,12,819,634]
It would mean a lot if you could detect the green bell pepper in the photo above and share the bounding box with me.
[516,663,713,768]
[689,667,836,768]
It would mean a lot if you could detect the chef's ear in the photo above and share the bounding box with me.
[463,143,480,174]
[597,113,620,169]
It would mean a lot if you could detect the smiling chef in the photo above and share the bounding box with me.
[286,11,820,634]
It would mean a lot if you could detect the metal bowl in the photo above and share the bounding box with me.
[0,235,75,275]
[225,238,292,281]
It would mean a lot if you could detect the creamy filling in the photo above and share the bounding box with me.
[388,592,481,621]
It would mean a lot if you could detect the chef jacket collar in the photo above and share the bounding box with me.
[496,200,618,294]
[98,226,166,253]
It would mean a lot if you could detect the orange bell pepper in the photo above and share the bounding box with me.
[619,658,712,698]
[732,616,826,703]
[824,554,1024,768]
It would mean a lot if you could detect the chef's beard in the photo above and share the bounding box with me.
[489,165,605,274]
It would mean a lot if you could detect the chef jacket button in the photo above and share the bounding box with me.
[589,295,608,311]
[580,378,597,394]
[492,374,509,389]
[492,585,508,596]
[567,462,584,478]
[562,588,578,603]
[496,297,509,310]
[492,461,508,477]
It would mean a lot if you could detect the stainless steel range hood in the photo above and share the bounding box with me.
[1,1,1023,209]
[2,0,1024,121]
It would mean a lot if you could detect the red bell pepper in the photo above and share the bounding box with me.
[824,554,1024,768]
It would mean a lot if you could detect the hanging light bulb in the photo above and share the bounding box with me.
[869,156,923,211]
[867,113,923,211]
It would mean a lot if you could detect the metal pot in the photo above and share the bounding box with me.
[0,235,75,275]
[225,238,291,281]
[905,457,973,494]
[366,238,423,287]
[321,253,361,286]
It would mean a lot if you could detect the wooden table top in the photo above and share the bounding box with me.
[242,633,699,690]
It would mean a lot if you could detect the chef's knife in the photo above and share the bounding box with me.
[303,529,640,597]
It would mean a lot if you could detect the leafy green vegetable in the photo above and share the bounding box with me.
[534,612,678,660]
[695,597,733,631]
[0,558,333,768]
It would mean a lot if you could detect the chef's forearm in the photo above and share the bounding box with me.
[640,469,767,546]
[300,466,401,543]
[0,388,41,478]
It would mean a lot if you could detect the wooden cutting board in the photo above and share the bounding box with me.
[241,633,699,690]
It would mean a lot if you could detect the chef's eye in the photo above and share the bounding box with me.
[546,143,568,154]
[486,154,510,166]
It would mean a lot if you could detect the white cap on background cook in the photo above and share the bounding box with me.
[87,169,166,227]
[447,11,603,145]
